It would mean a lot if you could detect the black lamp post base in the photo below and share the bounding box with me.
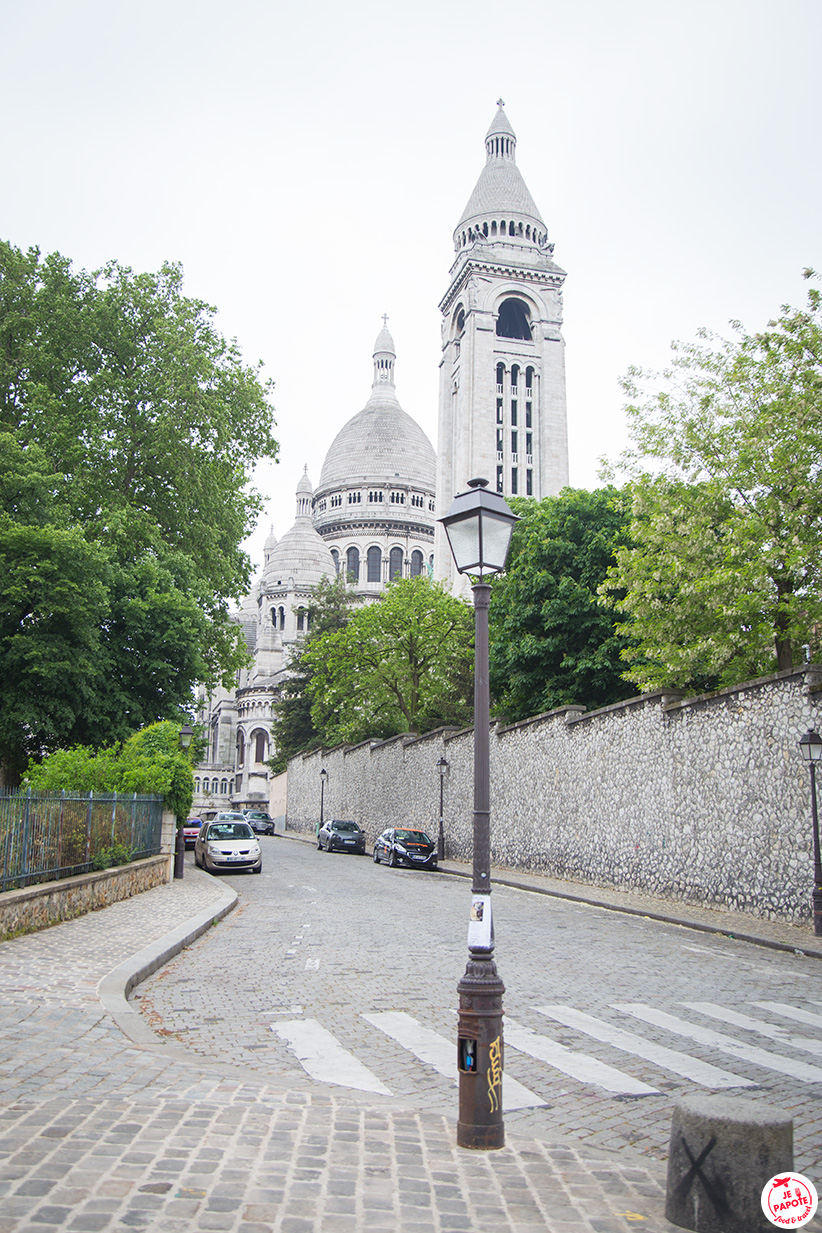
[456,952,505,1150]
[813,884,822,936]
[173,826,185,879]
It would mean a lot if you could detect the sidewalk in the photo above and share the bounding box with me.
[2,845,815,1233]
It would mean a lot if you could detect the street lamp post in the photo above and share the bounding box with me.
[437,756,448,860]
[319,767,328,832]
[174,723,194,880]
[799,728,822,935]
[439,477,518,1151]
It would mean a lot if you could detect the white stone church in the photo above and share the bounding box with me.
[193,102,569,813]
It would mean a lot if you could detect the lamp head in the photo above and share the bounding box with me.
[438,478,518,578]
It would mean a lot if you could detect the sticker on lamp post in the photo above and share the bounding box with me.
[467,895,492,949]
[761,1173,818,1227]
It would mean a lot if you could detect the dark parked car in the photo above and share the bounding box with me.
[194,820,262,875]
[372,827,438,870]
[317,819,366,854]
[182,817,203,849]
[244,810,276,836]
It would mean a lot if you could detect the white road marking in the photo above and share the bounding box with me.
[683,1002,822,1057]
[536,1005,753,1089]
[755,1002,822,1030]
[505,1019,658,1095]
[614,1003,822,1083]
[305,958,320,970]
[272,1019,392,1095]
[363,1011,546,1110]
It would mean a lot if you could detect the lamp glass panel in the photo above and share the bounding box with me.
[480,511,515,572]
[444,517,481,573]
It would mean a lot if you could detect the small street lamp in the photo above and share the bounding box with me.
[437,756,448,860]
[319,767,328,832]
[174,723,195,880]
[439,477,518,1150]
[799,728,822,934]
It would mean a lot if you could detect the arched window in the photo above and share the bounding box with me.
[236,731,245,768]
[278,606,286,629]
[496,298,532,340]
[296,608,305,631]
[212,778,219,793]
[253,730,268,763]
[331,548,339,574]
[525,365,534,390]
[194,778,200,793]
[511,364,520,390]
[221,780,228,794]
[410,550,424,578]
[367,546,382,582]
[389,547,403,580]
[346,546,360,581]
[496,362,505,389]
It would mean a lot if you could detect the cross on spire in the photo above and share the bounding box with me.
[382,313,389,329]
[496,97,505,109]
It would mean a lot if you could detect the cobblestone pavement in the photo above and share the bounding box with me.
[0,844,819,1231]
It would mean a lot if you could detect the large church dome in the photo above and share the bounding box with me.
[312,325,437,594]
[317,329,435,490]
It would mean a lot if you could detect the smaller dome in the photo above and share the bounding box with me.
[296,465,313,496]
[263,524,278,552]
[486,103,515,141]
[373,326,395,356]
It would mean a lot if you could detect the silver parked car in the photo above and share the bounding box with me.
[194,820,262,875]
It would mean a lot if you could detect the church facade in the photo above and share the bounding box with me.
[193,103,568,816]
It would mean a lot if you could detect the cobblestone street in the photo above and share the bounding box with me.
[1,835,821,1230]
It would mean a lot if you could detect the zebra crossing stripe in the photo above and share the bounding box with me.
[535,1005,753,1089]
[754,1001,822,1030]
[271,1019,392,1096]
[683,1001,822,1057]
[613,1003,822,1083]
[363,1011,546,1110]
[505,1018,658,1095]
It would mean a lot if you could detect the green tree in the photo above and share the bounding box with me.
[604,274,822,691]
[304,577,474,747]
[0,242,278,780]
[26,721,199,822]
[268,575,356,773]
[489,488,636,722]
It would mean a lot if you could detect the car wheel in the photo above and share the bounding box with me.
[388,849,397,868]
[253,865,262,874]
[317,837,322,849]
[373,848,380,863]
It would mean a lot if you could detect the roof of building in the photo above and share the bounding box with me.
[456,105,545,232]
[263,473,336,587]
[317,328,436,492]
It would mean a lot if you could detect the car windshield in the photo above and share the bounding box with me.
[247,813,270,821]
[332,822,359,832]
[208,823,253,840]
[395,829,431,844]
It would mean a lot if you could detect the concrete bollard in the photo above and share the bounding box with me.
[666,1093,793,1232]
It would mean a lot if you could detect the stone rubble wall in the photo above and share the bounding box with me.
[286,665,822,924]
[0,855,171,941]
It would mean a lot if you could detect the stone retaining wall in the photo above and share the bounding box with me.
[0,855,171,941]
[286,665,822,924]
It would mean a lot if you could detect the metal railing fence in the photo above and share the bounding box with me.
[0,789,164,893]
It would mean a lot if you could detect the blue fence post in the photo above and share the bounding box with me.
[21,788,32,881]
[111,792,117,845]
[58,789,65,875]
[85,792,93,866]
[131,793,137,852]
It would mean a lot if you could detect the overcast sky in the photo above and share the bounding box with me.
[3,0,820,571]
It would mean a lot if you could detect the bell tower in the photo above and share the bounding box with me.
[434,102,569,584]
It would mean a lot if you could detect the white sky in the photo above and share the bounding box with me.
[3,0,820,573]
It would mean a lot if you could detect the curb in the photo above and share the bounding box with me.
[97,876,238,1045]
